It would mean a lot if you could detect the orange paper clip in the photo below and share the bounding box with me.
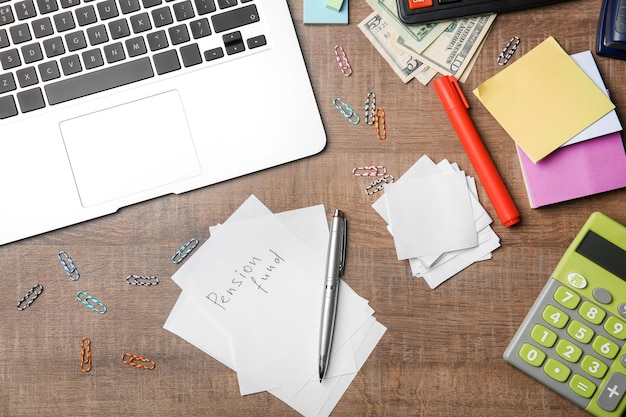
[81,337,92,373]
[122,353,156,370]
[374,108,386,140]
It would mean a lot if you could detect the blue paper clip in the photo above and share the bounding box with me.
[58,251,80,281]
[76,291,107,314]
[172,237,199,264]
[126,275,159,286]
[334,98,360,125]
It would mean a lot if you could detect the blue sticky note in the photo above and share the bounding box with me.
[304,0,348,24]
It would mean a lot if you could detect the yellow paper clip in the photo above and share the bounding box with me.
[122,353,156,370]
[81,337,92,373]
[334,44,352,77]
[17,284,43,311]
[172,237,199,264]
[497,36,520,65]
[365,92,376,125]
[334,98,360,125]
[58,250,80,281]
[365,174,394,195]
[352,166,387,177]
[374,108,386,140]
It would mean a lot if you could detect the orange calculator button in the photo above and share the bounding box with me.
[408,0,433,9]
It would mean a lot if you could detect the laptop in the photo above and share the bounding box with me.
[0,0,326,245]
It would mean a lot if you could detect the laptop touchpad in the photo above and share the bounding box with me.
[60,90,202,208]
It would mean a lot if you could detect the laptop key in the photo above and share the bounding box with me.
[45,56,154,105]
[17,87,45,113]
[212,4,259,33]
[153,49,180,74]
[0,95,18,118]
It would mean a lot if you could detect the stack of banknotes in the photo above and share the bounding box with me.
[360,0,496,85]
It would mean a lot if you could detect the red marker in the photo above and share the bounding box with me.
[433,75,520,227]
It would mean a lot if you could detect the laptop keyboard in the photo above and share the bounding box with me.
[396,0,572,24]
[0,0,265,119]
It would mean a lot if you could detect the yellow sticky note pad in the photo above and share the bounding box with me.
[473,37,615,163]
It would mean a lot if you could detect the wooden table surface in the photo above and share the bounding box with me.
[1,1,625,416]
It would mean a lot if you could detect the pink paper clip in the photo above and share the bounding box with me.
[352,166,387,177]
[334,45,352,77]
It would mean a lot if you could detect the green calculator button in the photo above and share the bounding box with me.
[544,358,571,382]
[579,301,606,325]
[567,320,594,344]
[530,324,557,347]
[592,336,620,359]
[556,339,583,363]
[554,286,581,310]
[604,316,626,340]
[519,343,546,367]
[581,354,609,379]
[542,305,569,329]
[569,374,597,398]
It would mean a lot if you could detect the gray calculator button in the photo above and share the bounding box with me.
[619,303,626,319]
[621,354,626,369]
[597,372,626,411]
[593,288,613,304]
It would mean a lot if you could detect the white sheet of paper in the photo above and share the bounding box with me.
[172,206,324,394]
[384,171,478,259]
[564,51,622,146]
[412,226,501,288]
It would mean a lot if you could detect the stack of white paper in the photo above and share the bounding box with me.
[372,155,501,288]
[164,195,386,417]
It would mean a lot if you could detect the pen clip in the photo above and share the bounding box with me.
[448,76,469,110]
[338,217,347,276]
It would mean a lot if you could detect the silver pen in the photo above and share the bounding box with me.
[318,209,347,382]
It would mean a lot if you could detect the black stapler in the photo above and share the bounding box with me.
[597,0,626,59]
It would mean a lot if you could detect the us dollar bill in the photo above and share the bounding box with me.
[359,12,437,85]
[418,14,496,78]
[366,0,450,54]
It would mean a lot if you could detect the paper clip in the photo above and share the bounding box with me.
[364,92,376,125]
[17,284,43,311]
[76,291,107,314]
[374,108,386,140]
[333,98,360,125]
[497,36,520,65]
[352,166,387,177]
[365,174,394,195]
[58,250,80,281]
[334,44,352,77]
[126,275,159,286]
[121,353,156,370]
[81,337,92,373]
[172,237,199,264]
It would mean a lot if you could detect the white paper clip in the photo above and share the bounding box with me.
[364,92,376,125]
[365,175,394,195]
[352,166,387,177]
[334,45,352,76]
[497,36,520,65]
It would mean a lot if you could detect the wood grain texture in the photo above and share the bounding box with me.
[1,1,625,416]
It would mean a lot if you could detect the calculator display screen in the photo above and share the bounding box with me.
[576,231,626,280]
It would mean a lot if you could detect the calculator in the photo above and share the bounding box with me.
[504,212,626,416]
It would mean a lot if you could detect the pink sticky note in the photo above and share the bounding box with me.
[517,132,626,208]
